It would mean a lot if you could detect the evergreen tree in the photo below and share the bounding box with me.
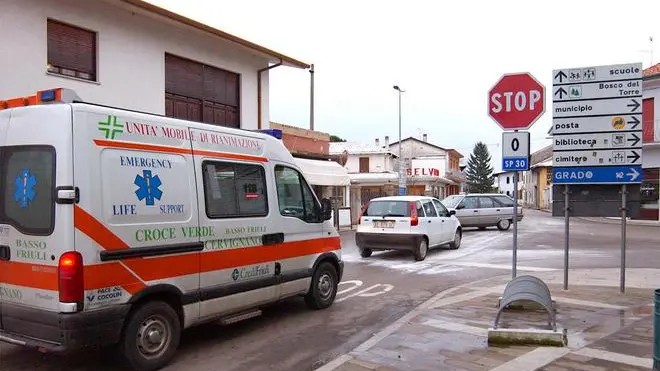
[465,142,494,193]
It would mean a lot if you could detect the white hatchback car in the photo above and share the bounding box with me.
[355,196,462,261]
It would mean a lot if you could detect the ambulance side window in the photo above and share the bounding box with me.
[202,161,268,218]
[274,165,321,223]
[0,146,56,235]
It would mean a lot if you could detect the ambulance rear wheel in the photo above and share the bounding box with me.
[305,262,338,310]
[119,301,181,371]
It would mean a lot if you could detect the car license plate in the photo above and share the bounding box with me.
[374,220,395,228]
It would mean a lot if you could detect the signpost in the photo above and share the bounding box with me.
[489,72,545,279]
[551,62,643,293]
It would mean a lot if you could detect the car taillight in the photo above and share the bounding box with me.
[58,251,84,304]
[358,205,367,225]
[409,202,419,226]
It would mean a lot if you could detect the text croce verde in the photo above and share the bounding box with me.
[135,226,264,250]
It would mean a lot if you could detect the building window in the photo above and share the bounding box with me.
[47,19,97,81]
[202,161,268,218]
[643,98,655,143]
[506,176,510,184]
[165,54,240,128]
[359,157,370,173]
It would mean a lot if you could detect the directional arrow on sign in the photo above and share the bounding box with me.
[627,99,641,112]
[626,167,640,182]
[554,70,567,83]
[627,151,641,163]
[627,133,641,147]
[628,116,641,129]
[554,87,567,99]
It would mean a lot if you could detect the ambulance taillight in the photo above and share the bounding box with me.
[58,252,84,305]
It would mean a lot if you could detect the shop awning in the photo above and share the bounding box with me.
[294,158,350,186]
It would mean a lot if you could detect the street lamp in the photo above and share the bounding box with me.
[393,85,405,196]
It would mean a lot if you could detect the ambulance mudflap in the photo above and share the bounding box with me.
[0,105,77,343]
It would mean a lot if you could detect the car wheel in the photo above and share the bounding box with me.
[497,219,511,231]
[413,238,428,261]
[305,262,338,310]
[449,229,462,250]
[119,301,181,371]
[359,248,373,258]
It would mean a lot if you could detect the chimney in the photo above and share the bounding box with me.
[423,134,428,142]
[384,136,389,146]
[375,138,380,147]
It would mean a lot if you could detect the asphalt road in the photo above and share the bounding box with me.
[1,210,658,371]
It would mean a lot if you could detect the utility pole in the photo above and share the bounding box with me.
[393,85,405,195]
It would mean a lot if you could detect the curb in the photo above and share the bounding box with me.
[577,216,660,228]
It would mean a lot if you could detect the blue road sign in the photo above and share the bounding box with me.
[553,165,643,185]
[502,157,529,172]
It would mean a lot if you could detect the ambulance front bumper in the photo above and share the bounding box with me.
[0,301,130,353]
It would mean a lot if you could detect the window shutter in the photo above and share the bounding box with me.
[47,20,96,77]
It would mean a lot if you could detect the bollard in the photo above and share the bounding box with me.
[654,289,660,370]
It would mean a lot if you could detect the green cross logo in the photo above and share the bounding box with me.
[98,115,124,139]
[231,269,240,281]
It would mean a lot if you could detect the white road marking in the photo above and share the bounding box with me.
[551,297,628,310]
[314,355,354,371]
[336,284,394,302]
[421,318,487,337]
[488,347,570,371]
[428,289,493,309]
[337,280,363,295]
[572,347,653,369]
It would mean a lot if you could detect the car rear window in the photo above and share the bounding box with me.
[365,200,410,217]
[441,195,462,208]
[0,146,56,235]
[494,195,515,207]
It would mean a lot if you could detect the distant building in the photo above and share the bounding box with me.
[641,64,660,221]
[330,138,399,223]
[520,145,552,210]
[493,171,521,198]
[388,135,466,198]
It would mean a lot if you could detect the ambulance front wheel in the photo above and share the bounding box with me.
[305,262,338,310]
[119,301,181,371]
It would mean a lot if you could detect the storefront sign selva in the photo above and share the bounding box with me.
[406,168,441,177]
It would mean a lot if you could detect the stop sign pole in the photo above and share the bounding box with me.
[488,72,545,279]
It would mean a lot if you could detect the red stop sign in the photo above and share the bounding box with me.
[488,73,545,130]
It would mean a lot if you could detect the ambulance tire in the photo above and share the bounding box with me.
[305,262,338,310]
[119,301,181,371]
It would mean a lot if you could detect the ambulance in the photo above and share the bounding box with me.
[0,88,343,371]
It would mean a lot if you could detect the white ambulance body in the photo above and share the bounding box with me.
[0,88,343,371]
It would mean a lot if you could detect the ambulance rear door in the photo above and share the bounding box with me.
[0,104,76,329]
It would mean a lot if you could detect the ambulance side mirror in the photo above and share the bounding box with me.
[320,198,333,221]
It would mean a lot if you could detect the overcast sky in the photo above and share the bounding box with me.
[148,0,658,170]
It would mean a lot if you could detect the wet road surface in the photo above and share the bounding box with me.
[1,210,658,371]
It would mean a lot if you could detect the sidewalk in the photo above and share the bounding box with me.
[318,268,657,371]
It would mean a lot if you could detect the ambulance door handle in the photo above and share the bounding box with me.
[0,245,9,261]
[262,233,284,246]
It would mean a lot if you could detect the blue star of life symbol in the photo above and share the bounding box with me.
[134,170,163,206]
[14,169,37,208]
